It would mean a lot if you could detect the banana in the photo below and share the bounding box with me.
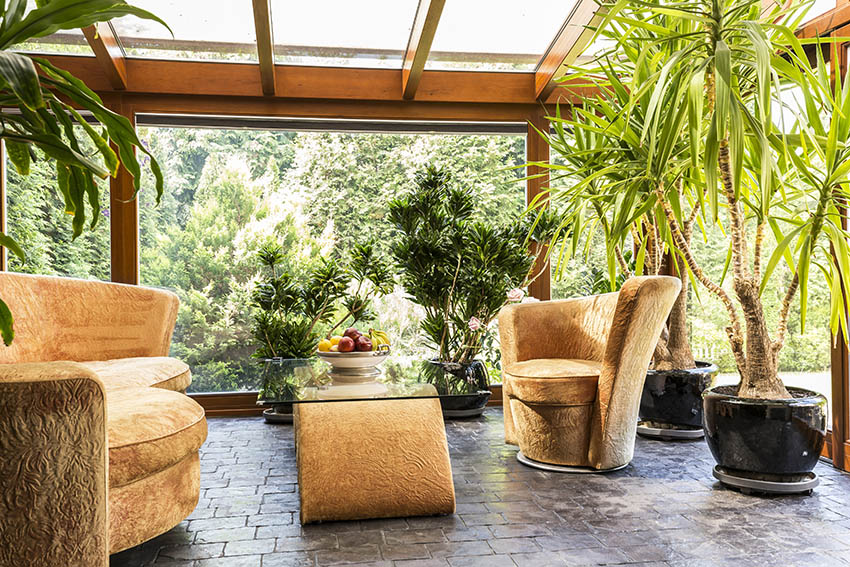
[369,329,390,347]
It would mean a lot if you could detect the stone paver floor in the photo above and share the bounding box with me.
[111,408,850,567]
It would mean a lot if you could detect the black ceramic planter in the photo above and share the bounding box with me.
[640,361,718,428]
[702,385,827,480]
[425,359,491,419]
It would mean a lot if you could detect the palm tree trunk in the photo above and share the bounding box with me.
[717,140,790,399]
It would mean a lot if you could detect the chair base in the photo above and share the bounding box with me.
[516,451,628,473]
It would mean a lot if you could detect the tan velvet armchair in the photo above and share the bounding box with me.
[499,276,680,471]
[0,273,206,567]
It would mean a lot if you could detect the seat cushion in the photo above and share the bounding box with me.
[505,358,601,406]
[107,387,207,488]
[81,356,191,393]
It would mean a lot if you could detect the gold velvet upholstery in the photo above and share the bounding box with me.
[107,387,207,488]
[499,276,681,470]
[0,362,109,567]
[0,273,206,562]
[0,272,179,364]
[82,357,191,393]
[295,398,456,524]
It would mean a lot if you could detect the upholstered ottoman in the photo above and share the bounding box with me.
[295,398,455,523]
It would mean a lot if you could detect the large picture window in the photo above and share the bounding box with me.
[136,126,526,393]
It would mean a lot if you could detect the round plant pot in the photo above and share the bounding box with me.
[639,361,718,435]
[703,385,827,489]
[424,359,491,419]
[263,403,293,424]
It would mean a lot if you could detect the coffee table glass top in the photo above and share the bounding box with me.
[255,354,484,405]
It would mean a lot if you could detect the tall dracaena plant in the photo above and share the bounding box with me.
[0,0,169,346]
[560,0,850,399]
[533,17,701,370]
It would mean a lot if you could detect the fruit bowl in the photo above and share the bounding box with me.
[316,347,390,370]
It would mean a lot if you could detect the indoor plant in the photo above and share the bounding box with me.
[0,0,168,345]
[252,241,393,421]
[531,10,720,438]
[547,0,847,490]
[388,164,557,417]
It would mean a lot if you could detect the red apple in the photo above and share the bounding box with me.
[355,336,372,352]
[338,336,356,352]
[343,327,361,340]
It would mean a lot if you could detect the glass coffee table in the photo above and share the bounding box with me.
[256,354,457,524]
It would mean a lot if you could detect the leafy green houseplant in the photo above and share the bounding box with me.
[0,0,168,345]
[389,164,556,404]
[544,0,849,484]
[252,241,393,419]
[251,241,393,360]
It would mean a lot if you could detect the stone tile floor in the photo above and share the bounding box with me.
[111,408,850,567]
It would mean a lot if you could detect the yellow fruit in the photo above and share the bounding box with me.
[330,335,343,346]
[369,329,391,347]
[330,344,339,352]
[317,339,332,352]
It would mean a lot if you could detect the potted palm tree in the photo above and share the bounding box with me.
[0,1,168,345]
[534,32,719,439]
[388,164,557,418]
[543,0,848,492]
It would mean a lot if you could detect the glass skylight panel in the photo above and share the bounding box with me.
[13,28,92,56]
[111,0,258,62]
[271,0,419,68]
[12,2,92,55]
[426,0,579,72]
[801,0,836,25]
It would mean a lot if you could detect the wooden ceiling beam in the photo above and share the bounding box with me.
[535,0,604,101]
[82,22,127,90]
[252,0,276,96]
[402,0,446,100]
[796,3,850,38]
[41,55,595,104]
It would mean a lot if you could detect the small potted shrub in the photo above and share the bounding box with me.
[388,164,556,418]
[252,242,393,421]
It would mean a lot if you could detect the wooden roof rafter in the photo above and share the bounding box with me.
[535,0,604,101]
[82,21,127,90]
[252,0,276,96]
[402,0,446,100]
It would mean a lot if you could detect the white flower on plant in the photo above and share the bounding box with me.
[521,296,540,303]
[468,317,482,332]
[507,288,525,302]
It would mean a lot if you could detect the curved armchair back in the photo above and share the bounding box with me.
[0,272,179,363]
[498,293,619,366]
[589,276,681,469]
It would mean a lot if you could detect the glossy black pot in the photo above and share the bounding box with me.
[425,359,491,419]
[640,361,718,427]
[702,385,827,477]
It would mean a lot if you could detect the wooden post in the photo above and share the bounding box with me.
[526,110,551,301]
[0,139,6,272]
[829,29,849,472]
[109,98,139,284]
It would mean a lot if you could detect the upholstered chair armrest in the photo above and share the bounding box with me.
[0,362,108,567]
[0,272,180,363]
[498,294,620,368]
[589,276,681,470]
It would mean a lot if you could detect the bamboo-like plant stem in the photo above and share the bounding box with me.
[773,272,799,353]
[718,141,749,282]
[653,180,747,370]
[615,244,633,277]
[753,221,765,280]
